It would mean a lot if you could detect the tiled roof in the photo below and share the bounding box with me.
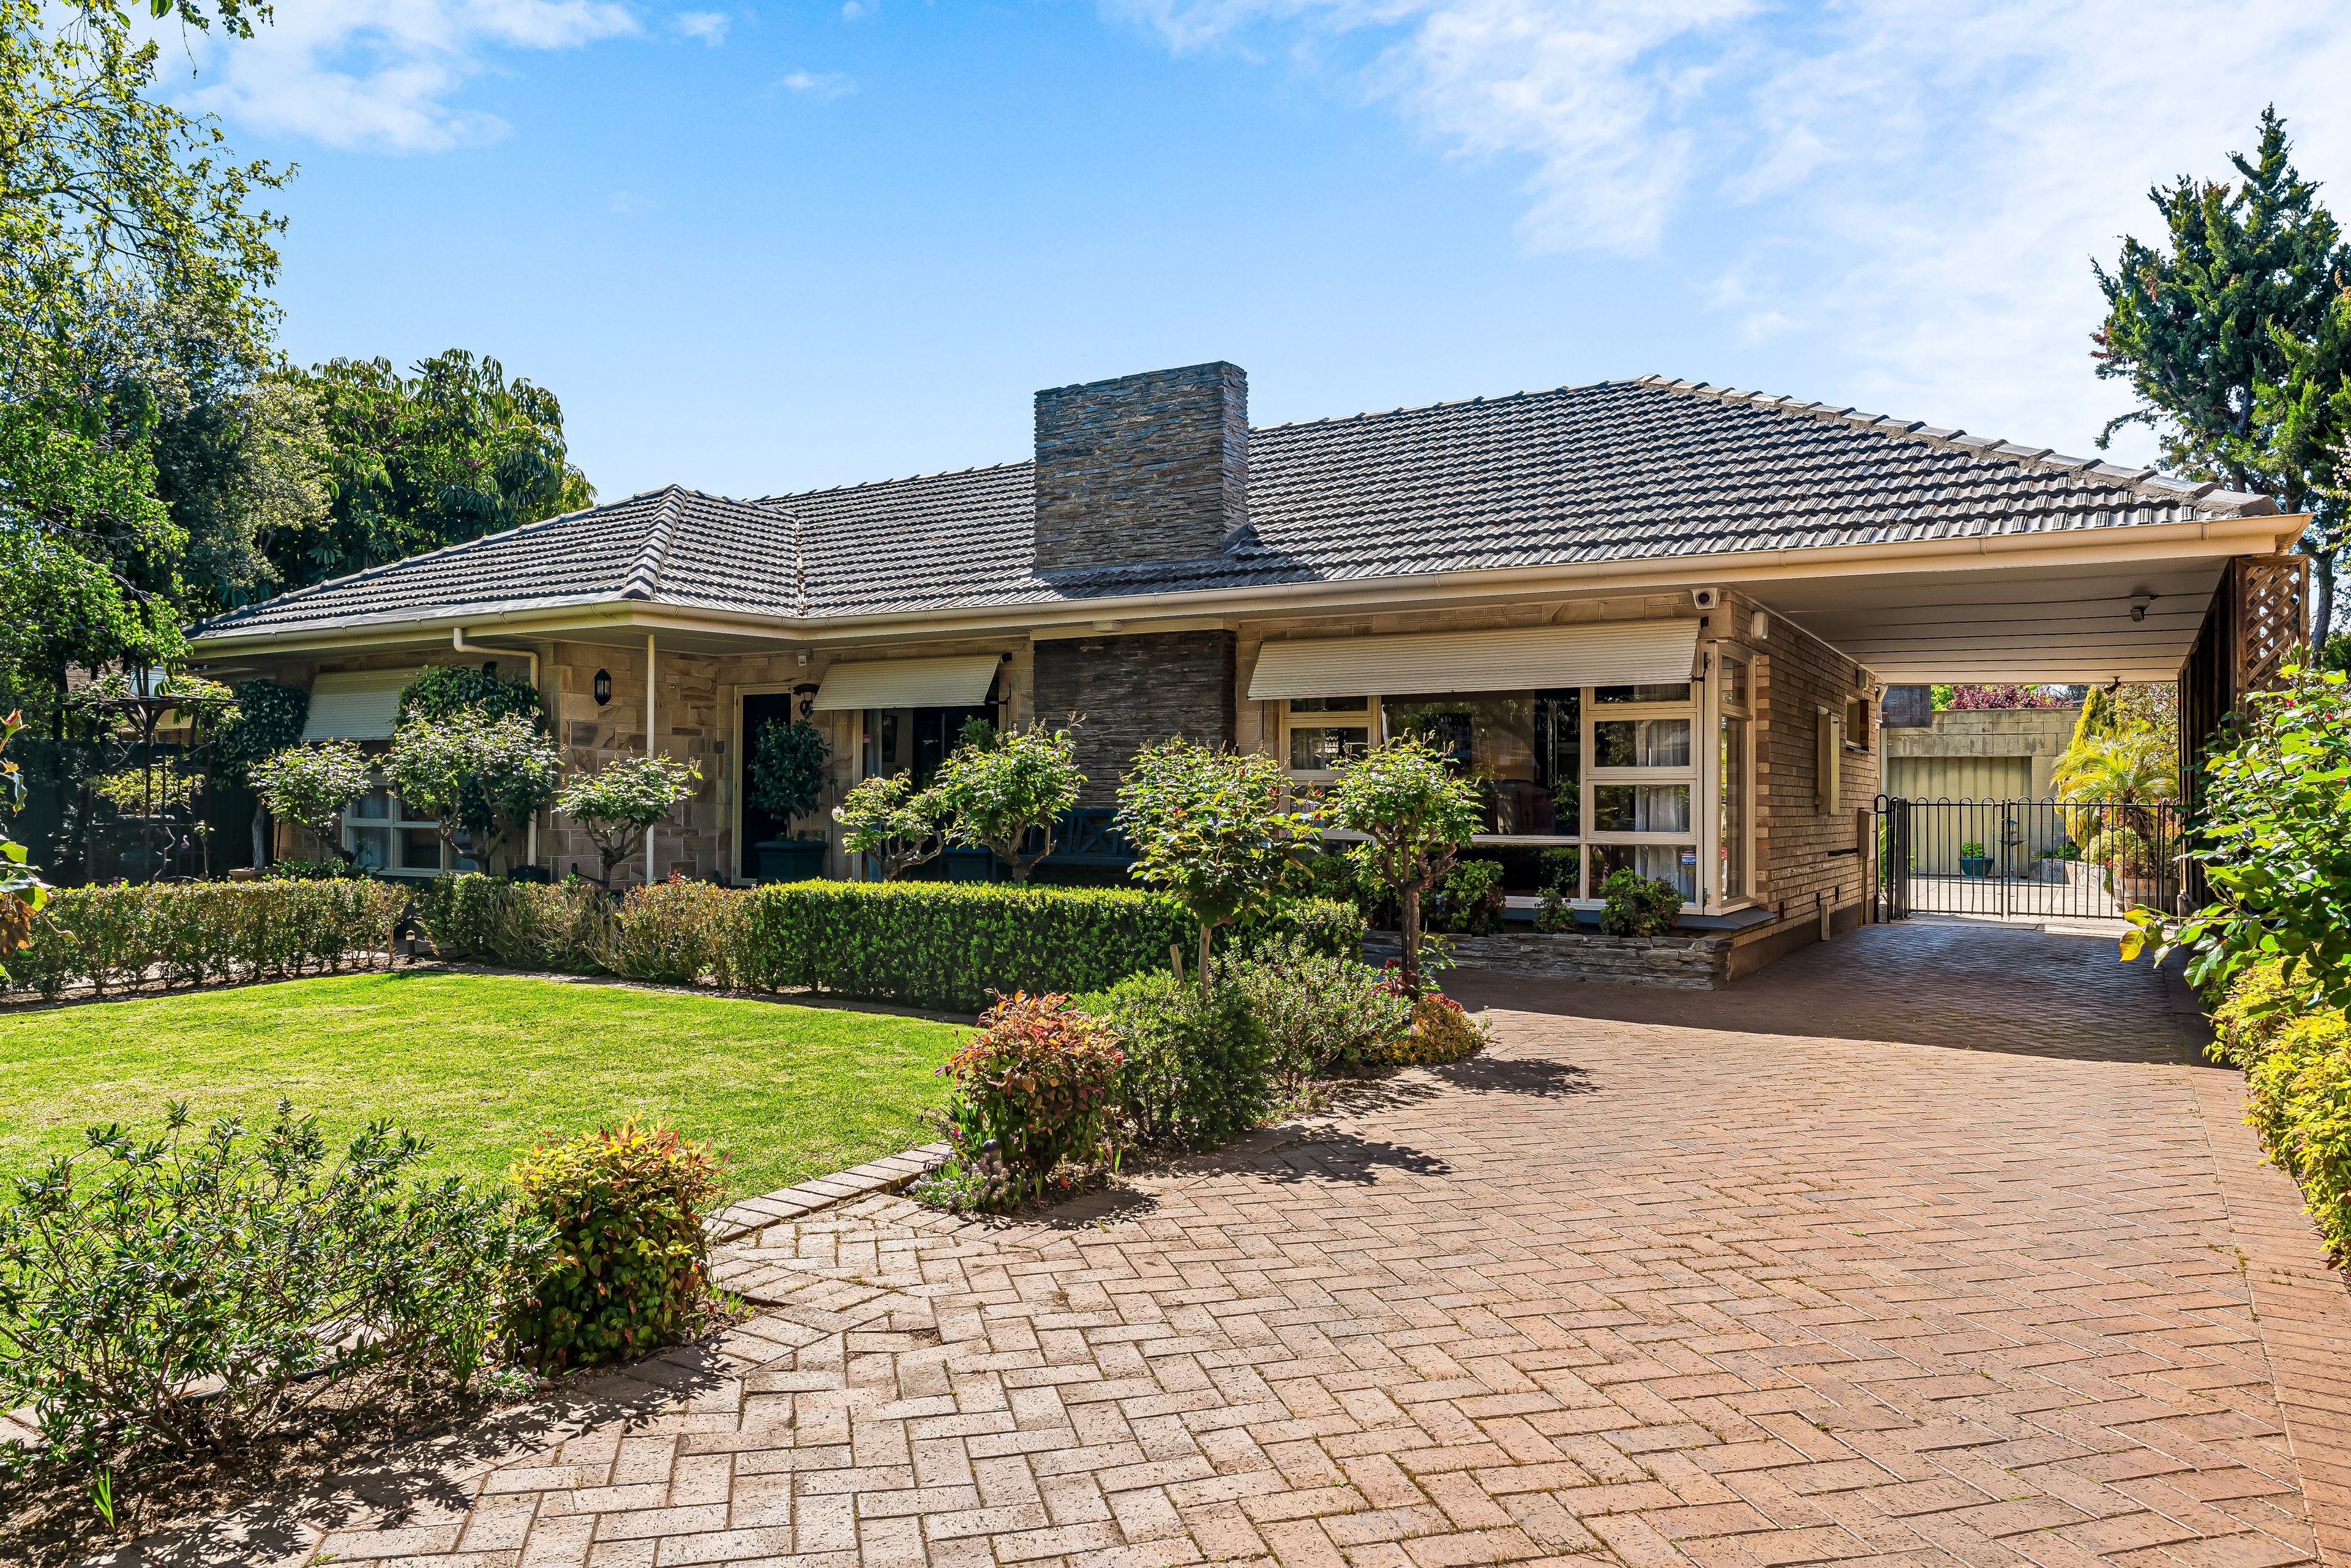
[191,377,2276,640]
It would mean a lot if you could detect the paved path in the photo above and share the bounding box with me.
[130,924,2351,1568]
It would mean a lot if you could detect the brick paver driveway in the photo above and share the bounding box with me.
[142,923,2351,1568]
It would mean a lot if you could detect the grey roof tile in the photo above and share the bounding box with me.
[192,377,2280,642]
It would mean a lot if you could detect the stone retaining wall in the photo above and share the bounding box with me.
[1363,928,1731,989]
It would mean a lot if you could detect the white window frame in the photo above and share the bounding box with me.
[1277,679,1710,912]
[342,783,471,878]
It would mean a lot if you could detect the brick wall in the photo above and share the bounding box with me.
[1711,591,1877,922]
[1033,630,1237,805]
[1032,363,1248,571]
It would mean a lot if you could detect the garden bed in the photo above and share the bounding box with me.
[1363,928,1732,989]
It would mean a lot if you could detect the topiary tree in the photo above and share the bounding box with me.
[1328,736,1482,996]
[385,711,561,873]
[748,718,830,839]
[931,722,1083,883]
[1118,739,1321,989]
[833,771,945,880]
[212,678,311,867]
[554,754,702,887]
[250,741,375,865]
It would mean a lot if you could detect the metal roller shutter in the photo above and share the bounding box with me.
[809,655,1000,711]
[1247,619,1701,700]
[300,669,419,741]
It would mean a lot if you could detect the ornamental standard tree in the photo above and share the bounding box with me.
[1118,740,1321,989]
[555,755,703,888]
[212,678,310,866]
[833,771,946,880]
[748,718,830,836]
[384,712,560,872]
[1328,736,1482,995]
[931,723,1083,883]
[250,741,373,865]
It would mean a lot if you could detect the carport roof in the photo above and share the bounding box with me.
[188,375,2282,647]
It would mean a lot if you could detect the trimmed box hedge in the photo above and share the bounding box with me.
[0,880,410,1000]
[735,881,1363,1013]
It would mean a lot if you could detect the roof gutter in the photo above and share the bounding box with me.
[188,509,2310,659]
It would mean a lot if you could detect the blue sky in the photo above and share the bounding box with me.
[163,1,2351,504]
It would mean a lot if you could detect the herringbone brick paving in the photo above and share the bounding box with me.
[123,925,2350,1568]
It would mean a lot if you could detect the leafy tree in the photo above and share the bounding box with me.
[384,712,560,872]
[280,352,593,589]
[2125,664,2351,1016]
[833,771,945,880]
[211,677,309,865]
[0,0,289,714]
[2094,107,2351,640]
[1117,740,1321,989]
[250,740,372,865]
[1327,737,1482,996]
[930,723,1082,883]
[399,664,544,727]
[555,755,702,888]
[748,718,830,835]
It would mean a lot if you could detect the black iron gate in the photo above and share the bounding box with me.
[1872,796,2184,921]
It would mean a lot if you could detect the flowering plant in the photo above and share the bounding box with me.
[935,992,1123,1199]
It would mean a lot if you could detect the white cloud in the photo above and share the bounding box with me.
[1114,0,2351,460]
[780,68,855,100]
[841,1,868,18]
[170,1,639,154]
[676,10,730,45]
[607,189,660,214]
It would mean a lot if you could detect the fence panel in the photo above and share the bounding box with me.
[1873,796,2181,921]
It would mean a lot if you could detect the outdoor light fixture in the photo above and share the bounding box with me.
[2128,593,2156,622]
[593,668,612,705]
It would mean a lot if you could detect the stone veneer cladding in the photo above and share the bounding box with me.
[1032,362,1248,571]
[1034,631,1237,806]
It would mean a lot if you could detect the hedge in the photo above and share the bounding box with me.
[735,881,1363,1012]
[2213,961,2351,1263]
[0,880,411,1000]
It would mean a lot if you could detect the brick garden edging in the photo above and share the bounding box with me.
[1363,926,1731,988]
[700,1142,951,1245]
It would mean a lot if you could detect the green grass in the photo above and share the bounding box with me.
[0,972,967,1199]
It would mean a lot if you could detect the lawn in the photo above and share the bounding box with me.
[0,972,967,1199]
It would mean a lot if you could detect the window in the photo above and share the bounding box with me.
[1843,694,1872,753]
[1280,696,1374,775]
[344,787,468,877]
[1382,690,1579,836]
[1717,651,1752,907]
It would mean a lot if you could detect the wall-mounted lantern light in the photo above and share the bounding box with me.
[593,668,612,706]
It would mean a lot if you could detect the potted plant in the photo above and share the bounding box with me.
[1957,840,1994,879]
[749,718,831,882]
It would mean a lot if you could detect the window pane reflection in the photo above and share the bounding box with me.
[1590,842,1697,904]
[1382,690,1579,835]
[1594,717,1690,768]
[1289,726,1371,770]
[1592,784,1690,833]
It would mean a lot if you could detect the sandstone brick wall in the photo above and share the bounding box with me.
[1034,630,1237,805]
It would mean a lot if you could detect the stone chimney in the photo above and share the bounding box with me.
[1032,362,1248,571]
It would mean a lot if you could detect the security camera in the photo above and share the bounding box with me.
[1690,586,1723,610]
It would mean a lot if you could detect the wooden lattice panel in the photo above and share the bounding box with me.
[2235,553,2309,693]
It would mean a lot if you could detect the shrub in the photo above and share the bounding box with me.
[2210,959,2303,1068]
[2244,1009,2351,1262]
[1534,888,1577,934]
[506,1123,723,1371]
[1089,969,1270,1149]
[737,881,1174,1011]
[0,1100,546,1467]
[1404,992,1489,1065]
[1226,896,1365,962]
[934,994,1123,1200]
[400,664,544,726]
[1428,858,1505,936]
[599,878,748,988]
[1599,868,1682,937]
[1226,935,1411,1079]
[412,874,607,973]
[0,880,410,1000]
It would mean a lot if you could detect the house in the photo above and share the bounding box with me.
[187,361,2308,975]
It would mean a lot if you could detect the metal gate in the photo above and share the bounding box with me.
[1872,796,2184,922]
